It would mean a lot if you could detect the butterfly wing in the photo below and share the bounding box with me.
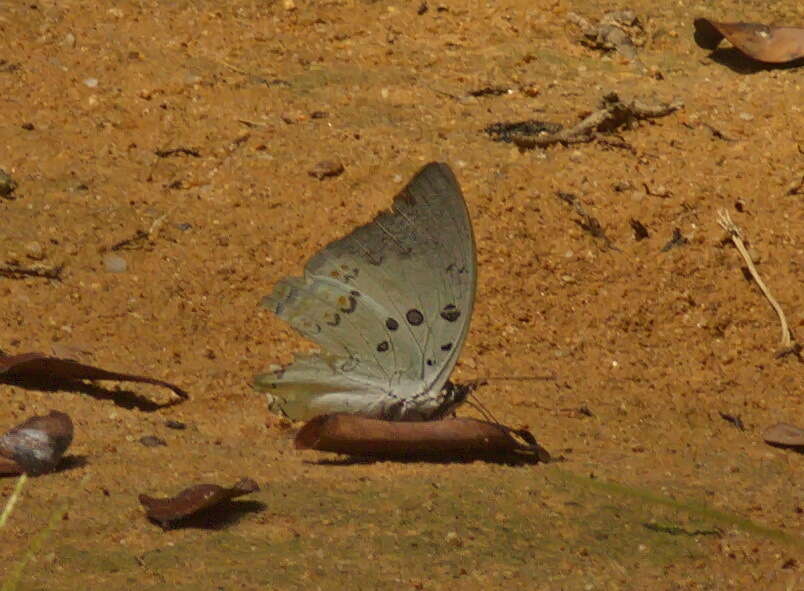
[255,162,477,421]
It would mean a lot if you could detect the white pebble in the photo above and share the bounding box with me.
[103,254,127,273]
[83,78,99,88]
[445,531,462,547]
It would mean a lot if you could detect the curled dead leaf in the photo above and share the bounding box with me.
[0,410,73,475]
[295,414,551,462]
[139,478,260,528]
[762,423,804,450]
[0,352,187,402]
[694,19,804,63]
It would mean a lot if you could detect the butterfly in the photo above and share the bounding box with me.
[255,162,477,421]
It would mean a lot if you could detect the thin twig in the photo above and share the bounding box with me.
[513,92,683,150]
[717,209,794,349]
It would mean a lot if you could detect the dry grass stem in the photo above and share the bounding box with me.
[717,209,794,350]
[0,473,28,529]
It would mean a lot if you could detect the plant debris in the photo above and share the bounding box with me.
[164,420,187,430]
[718,412,745,431]
[786,173,804,195]
[0,352,188,402]
[512,92,682,150]
[556,192,618,251]
[308,160,345,180]
[762,423,804,451]
[154,147,201,158]
[0,411,73,476]
[643,522,722,536]
[139,478,260,528]
[629,218,650,240]
[139,435,167,448]
[569,11,647,72]
[660,228,687,252]
[0,263,64,281]
[0,168,18,198]
[484,120,563,144]
[694,19,804,64]
[717,209,796,353]
[468,86,512,97]
[294,414,551,462]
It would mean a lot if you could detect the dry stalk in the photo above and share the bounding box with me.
[717,209,794,350]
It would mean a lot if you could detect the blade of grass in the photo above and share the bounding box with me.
[0,473,28,529]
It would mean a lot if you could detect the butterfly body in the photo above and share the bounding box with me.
[255,162,477,421]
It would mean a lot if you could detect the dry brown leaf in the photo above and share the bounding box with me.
[762,423,804,449]
[139,478,260,528]
[694,19,804,63]
[0,352,187,401]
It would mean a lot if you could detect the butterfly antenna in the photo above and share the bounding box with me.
[464,382,501,425]
[463,398,497,423]
[460,374,555,424]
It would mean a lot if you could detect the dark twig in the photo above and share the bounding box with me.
[513,92,683,150]
[0,264,63,281]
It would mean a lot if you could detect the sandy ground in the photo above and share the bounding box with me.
[1,1,802,589]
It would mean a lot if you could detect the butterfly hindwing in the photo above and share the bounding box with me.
[256,162,477,420]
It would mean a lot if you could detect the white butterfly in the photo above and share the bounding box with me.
[255,162,477,421]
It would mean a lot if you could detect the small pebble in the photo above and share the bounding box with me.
[139,435,167,448]
[522,84,541,97]
[24,241,44,260]
[165,420,187,430]
[0,169,18,197]
[309,160,345,180]
[83,78,99,88]
[103,254,127,273]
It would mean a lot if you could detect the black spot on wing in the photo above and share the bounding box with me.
[386,318,399,331]
[376,341,389,352]
[338,295,358,313]
[440,304,460,322]
[406,309,424,326]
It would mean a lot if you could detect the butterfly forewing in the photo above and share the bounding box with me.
[256,162,477,420]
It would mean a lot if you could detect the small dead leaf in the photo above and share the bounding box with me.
[694,19,804,64]
[0,410,73,476]
[0,352,187,401]
[139,478,260,528]
[660,228,688,252]
[762,423,804,450]
[629,218,650,240]
[295,414,551,462]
